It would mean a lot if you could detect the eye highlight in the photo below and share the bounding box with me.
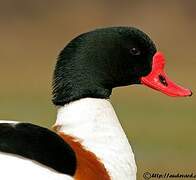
[129,47,141,56]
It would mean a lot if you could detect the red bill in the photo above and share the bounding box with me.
[141,52,192,97]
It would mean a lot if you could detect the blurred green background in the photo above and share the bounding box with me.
[0,0,195,179]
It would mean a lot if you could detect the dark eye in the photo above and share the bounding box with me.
[129,48,141,56]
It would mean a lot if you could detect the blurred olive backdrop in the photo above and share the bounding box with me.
[0,0,195,179]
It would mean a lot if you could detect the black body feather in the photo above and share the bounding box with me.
[0,123,76,175]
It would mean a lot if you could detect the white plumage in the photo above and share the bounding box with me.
[55,98,137,180]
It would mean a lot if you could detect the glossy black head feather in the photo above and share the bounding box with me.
[52,27,156,105]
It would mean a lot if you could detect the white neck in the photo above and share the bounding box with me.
[54,98,137,180]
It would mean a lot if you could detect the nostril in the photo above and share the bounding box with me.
[159,74,168,86]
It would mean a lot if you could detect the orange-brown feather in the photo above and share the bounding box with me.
[58,132,111,180]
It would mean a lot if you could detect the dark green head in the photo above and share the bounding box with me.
[52,27,157,105]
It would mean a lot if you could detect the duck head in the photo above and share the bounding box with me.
[52,27,192,105]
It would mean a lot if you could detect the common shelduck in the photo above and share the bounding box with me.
[0,27,192,180]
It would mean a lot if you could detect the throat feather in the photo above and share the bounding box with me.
[54,98,137,180]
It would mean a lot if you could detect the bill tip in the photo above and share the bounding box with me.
[188,90,193,97]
